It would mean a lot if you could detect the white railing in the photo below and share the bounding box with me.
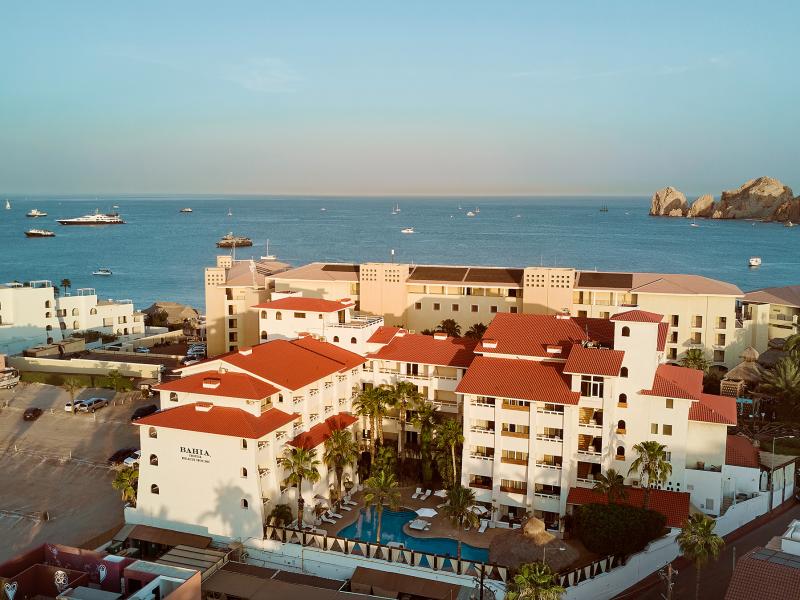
[470,426,494,434]
[578,421,601,429]
[470,453,494,461]
[534,492,560,500]
[578,449,601,456]
[536,435,563,442]
[536,409,564,416]
[329,315,384,329]
[471,401,495,408]
[536,463,562,470]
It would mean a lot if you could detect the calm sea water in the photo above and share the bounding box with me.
[1,195,797,312]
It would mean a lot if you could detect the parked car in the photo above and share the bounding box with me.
[23,407,43,421]
[77,397,109,413]
[108,447,137,465]
[134,347,151,354]
[123,450,141,467]
[131,404,158,421]
[65,400,84,412]
[181,357,201,366]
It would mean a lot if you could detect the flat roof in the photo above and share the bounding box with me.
[576,271,742,296]
[271,262,360,282]
[408,264,524,286]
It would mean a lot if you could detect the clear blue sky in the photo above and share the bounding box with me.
[1,1,798,196]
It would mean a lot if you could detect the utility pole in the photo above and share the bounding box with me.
[658,563,677,600]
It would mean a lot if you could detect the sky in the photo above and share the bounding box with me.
[1,2,798,196]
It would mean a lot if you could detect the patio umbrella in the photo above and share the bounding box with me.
[416,507,438,518]
[471,505,489,515]
[433,489,448,498]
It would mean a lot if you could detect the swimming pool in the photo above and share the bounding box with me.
[337,507,490,562]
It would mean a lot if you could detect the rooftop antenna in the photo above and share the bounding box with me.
[390,248,395,264]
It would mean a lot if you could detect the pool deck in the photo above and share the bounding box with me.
[317,485,508,551]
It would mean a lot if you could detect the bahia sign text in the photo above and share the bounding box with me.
[180,446,211,464]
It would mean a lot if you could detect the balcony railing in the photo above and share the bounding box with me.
[500,485,527,495]
[471,426,494,434]
[329,315,384,329]
[470,453,494,461]
[500,457,528,466]
[578,420,602,428]
[578,448,601,456]
[536,435,562,442]
[536,408,564,416]
[502,401,530,412]
[469,481,492,490]
[534,492,559,500]
[501,430,529,439]
[536,462,562,470]
[471,399,496,408]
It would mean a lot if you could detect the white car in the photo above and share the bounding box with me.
[65,400,84,412]
[123,450,141,467]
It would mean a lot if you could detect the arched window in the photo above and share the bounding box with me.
[260,331,268,340]
[621,326,630,337]
[46,324,53,331]
[617,420,626,433]
[45,300,51,308]
[333,336,339,343]
[151,484,160,494]
[616,446,625,460]
[618,393,627,406]
[72,321,79,329]
[261,310,267,319]
[350,337,357,344]
[620,367,628,378]
[47,337,53,344]
[60,322,67,330]
[90,308,97,315]
[149,427,157,438]
[275,311,282,321]
[241,439,248,449]
[241,498,249,509]
[150,454,158,466]
[169,392,178,402]
[241,467,248,478]
[72,308,79,316]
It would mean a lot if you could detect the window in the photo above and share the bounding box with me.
[45,300,52,308]
[90,307,97,315]
[261,310,267,318]
[693,315,703,328]
[716,333,726,346]
[294,312,306,319]
[241,499,249,509]
[600,311,610,319]
[451,304,459,312]
[275,311,282,320]
[620,367,628,378]
[228,332,238,342]
[714,349,725,362]
[510,307,518,314]
[46,325,53,331]
[72,321,79,329]
[580,375,604,398]
[662,424,672,436]
[433,303,440,311]
[705,498,714,511]
[717,316,727,329]
[60,322,67,330]
[72,308,79,316]
[261,330,268,340]
[151,484,160,494]
[228,318,237,328]
[333,336,339,342]
[490,306,498,314]
[471,305,478,313]
[665,451,672,461]
[241,467,248,478]
[617,420,626,433]
[228,305,235,315]
[671,315,679,327]
[616,446,625,460]
[667,348,678,360]
[241,439,248,449]
[149,427,157,438]
[150,454,158,466]
[651,423,658,434]
[618,393,628,407]
[318,314,323,319]
[278,394,284,403]
[350,337,357,344]
[669,331,678,343]
[666,398,674,409]
[621,326,630,337]
[169,392,178,402]
[415,302,422,310]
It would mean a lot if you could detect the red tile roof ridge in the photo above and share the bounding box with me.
[366,326,404,344]
[563,343,625,376]
[610,309,664,323]
[289,413,358,449]
[726,434,760,468]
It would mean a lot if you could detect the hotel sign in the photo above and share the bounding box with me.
[180,446,211,464]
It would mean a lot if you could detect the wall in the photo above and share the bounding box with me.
[119,329,185,351]
[715,493,769,536]
[685,468,722,515]
[8,356,161,379]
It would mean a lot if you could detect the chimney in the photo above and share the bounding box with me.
[202,377,221,389]
[555,312,570,320]
[238,346,253,356]
[481,339,498,349]
[433,332,448,341]
[546,345,562,354]
[195,402,214,412]
[395,329,407,337]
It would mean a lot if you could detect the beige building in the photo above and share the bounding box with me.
[740,285,800,352]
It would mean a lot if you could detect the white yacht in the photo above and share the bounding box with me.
[401,227,415,234]
[26,208,48,217]
[57,209,125,225]
[4,199,10,210]
[466,210,476,217]
[92,268,113,276]
[748,257,762,267]
[180,207,193,213]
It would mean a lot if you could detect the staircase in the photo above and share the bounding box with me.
[720,496,734,516]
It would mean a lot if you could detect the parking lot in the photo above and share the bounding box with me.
[0,382,156,561]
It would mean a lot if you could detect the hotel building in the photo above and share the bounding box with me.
[740,284,800,352]
[0,280,143,355]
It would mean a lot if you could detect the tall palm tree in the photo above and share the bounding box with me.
[268,503,293,526]
[373,387,392,446]
[62,376,82,412]
[443,485,479,529]
[353,387,381,461]
[506,562,565,600]
[323,428,359,497]
[372,445,397,477]
[60,278,71,296]
[112,466,138,506]
[592,468,627,504]
[783,333,800,358]
[436,319,461,337]
[278,447,321,527]
[465,322,487,339]
[410,400,438,483]
[386,381,421,458]
[760,358,800,414]
[434,418,464,487]
[628,441,672,509]
[677,513,724,600]
[362,470,401,543]
[680,348,710,372]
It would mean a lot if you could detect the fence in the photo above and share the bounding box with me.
[8,355,161,379]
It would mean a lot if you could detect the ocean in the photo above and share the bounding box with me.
[1,195,797,312]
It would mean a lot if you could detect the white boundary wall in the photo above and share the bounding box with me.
[9,356,161,379]
[715,494,769,537]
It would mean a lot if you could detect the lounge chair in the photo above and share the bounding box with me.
[436,502,447,509]
[339,504,353,511]
[343,496,358,506]
[420,489,432,501]
[324,510,343,521]
[411,487,423,499]
[310,527,327,536]
[321,515,336,525]
[478,519,489,533]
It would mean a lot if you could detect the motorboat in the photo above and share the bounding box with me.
[785,221,795,228]
[25,229,55,237]
[466,211,476,217]
[401,227,415,234]
[26,208,48,217]
[92,268,113,276]
[4,199,10,210]
[180,207,193,213]
[748,257,762,267]
[227,208,233,216]
[217,233,253,248]
[475,206,480,214]
[57,209,125,225]
[320,207,327,212]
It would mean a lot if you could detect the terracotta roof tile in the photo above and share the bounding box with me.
[368,333,478,368]
[563,344,625,376]
[456,356,580,404]
[691,393,738,425]
[135,403,298,439]
[726,435,760,468]
[480,313,590,358]
[567,486,690,528]
[253,297,354,312]
[725,547,800,600]
[610,309,664,323]
[572,317,617,347]
[155,371,279,400]
[367,326,404,344]
[641,364,737,425]
[289,413,358,449]
[657,322,669,351]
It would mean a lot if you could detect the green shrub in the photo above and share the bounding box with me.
[20,371,132,391]
[573,503,667,557]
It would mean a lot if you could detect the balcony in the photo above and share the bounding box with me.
[275,431,287,441]
[330,314,384,329]
[501,430,529,439]
[469,479,492,490]
[471,398,496,408]
[502,401,530,412]
[470,452,495,461]
[293,396,303,405]
[500,484,527,495]
[470,425,494,434]
[536,461,562,471]
[501,456,528,466]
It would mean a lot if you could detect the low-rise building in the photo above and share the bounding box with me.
[740,284,800,351]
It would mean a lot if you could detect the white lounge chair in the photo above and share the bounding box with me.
[436,502,447,509]
[339,504,353,511]
[411,487,423,499]
[420,489,432,501]
[478,519,489,533]
[343,496,358,506]
[325,510,343,520]
[321,515,336,525]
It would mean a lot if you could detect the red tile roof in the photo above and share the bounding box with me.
[253,297,354,312]
[642,364,737,425]
[208,338,365,391]
[480,314,590,357]
[724,548,800,600]
[656,322,669,351]
[135,403,298,439]
[368,333,478,368]
[155,371,279,400]
[456,356,580,404]
[610,309,664,323]
[691,393,738,425]
[566,486,690,528]
[726,435,760,468]
[563,344,625,376]
[572,317,617,348]
[289,413,358,449]
[367,326,404,344]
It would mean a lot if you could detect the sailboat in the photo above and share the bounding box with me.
[690,217,700,228]
[391,203,400,214]
[475,206,480,214]
[227,208,233,217]
[262,239,277,261]
[4,199,10,210]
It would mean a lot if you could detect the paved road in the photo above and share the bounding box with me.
[632,502,800,600]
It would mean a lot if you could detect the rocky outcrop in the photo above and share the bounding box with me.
[714,177,794,221]
[650,186,688,216]
[688,194,716,218]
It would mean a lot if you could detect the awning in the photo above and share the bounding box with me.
[127,524,211,549]
[349,566,462,600]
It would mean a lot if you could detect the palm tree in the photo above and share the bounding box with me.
[373,387,392,446]
[60,278,71,296]
[677,513,724,600]
[506,562,565,600]
[592,468,627,504]
[760,358,800,414]
[386,381,421,458]
[353,387,381,461]
[436,319,461,337]
[628,441,672,509]
[62,376,82,412]
[112,466,138,506]
[323,428,359,497]
[410,400,438,483]
[372,445,397,477]
[106,369,126,393]
[268,503,293,526]
[362,470,401,543]
[443,485,479,529]
[434,418,463,487]
[278,447,321,527]
[680,348,710,372]
[465,322,487,339]
[783,333,800,357]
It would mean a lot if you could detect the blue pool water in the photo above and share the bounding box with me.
[337,507,490,562]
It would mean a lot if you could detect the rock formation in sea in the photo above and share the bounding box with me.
[688,194,716,218]
[649,186,688,216]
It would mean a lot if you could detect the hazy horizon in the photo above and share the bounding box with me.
[2,1,798,196]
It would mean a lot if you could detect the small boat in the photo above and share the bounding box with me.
[785,221,795,228]
[180,207,193,213]
[217,233,253,248]
[458,203,463,210]
[92,268,113,276]
[475,206,480,214]
[25,229,55,238]
[26,208,48,217]
[4,199,10,210]
[57,209,125,225]
[599,206,609,212]
[394,203,401,214]
[466,211,476,217]
[514,214,522,218]
[690,217,700,228]
[262,239,277,260]
[320,207,327,212]
[401,227,415,234]
[227,208,233,216]
[748,257,762,267]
